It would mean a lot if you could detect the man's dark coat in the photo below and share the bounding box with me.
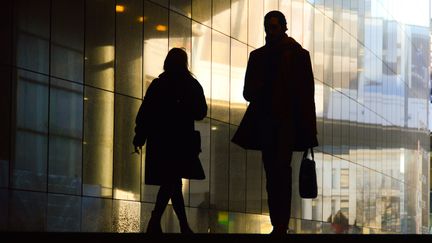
[232,35,318,151]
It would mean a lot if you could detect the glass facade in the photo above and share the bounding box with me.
[0,0,430,234]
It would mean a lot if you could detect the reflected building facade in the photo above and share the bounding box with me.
[0,0,430,234]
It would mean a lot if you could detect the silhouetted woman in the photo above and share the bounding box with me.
[133,48,208,234]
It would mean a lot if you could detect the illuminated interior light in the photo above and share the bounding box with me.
[211,126,218,131]
[155,24,168,32]
[116,5,125,13]
[138,16,147,22]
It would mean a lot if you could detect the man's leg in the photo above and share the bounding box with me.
[275,146,293,229]
[262,137,293,233]
[262,146,280,227]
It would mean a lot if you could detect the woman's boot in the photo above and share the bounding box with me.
[146,211,163,234]
[179,220,194,234]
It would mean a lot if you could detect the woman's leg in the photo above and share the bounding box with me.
[147,184,172,233]
[170,178,193,233]
[154,184,172,215]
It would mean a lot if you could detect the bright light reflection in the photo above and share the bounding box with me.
[372,0,430,27]
[116,4,125,13]
[156,24,168,32]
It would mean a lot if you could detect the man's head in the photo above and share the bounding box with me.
[264,10,287,41]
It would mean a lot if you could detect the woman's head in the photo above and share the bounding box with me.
[163,48,189,74]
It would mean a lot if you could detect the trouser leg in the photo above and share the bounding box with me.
[262,137,293,228]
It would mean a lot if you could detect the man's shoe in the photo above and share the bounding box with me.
[270,225,288,235]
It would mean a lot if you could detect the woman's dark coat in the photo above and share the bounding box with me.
[133,71,207,185]
[232,35,318,151]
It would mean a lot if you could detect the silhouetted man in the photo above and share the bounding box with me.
[232,11,318,234]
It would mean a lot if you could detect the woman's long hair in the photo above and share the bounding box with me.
[163,48,193,78]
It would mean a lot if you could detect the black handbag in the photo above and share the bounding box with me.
[181,130,205,180]
[299,148,317,199]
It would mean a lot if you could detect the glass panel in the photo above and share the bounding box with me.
[170,0,191,18]
[115,0,142,99]
[211,30,230,123]
[324,15,333,87]
[315,81,324,152]
[13,0,50,74]
[192,0,211,26]
[0,189,8,229]
[148,0,168,8]
[348,161,357,225]
[333,25,342,89]
[231,0,247,43]
[229,125,246,212]
[322,153,332,222]
[349,98,358,164]
[350,0,358,39]
[313,151,323,221]
[333,0,342,27]
[210,120,229,210]
[0,1,12,66]
[313,8,324,83]
[83,87,114,198]
[143,1,168,93]
[0,67,11,188]
[279,0,292,36]
[47,194,81,232]
[51,0,84,83]
[191,21,211,107]
[112,199,141,232]
[190,22,211,208]
[291,0,303,44]
[262,161,268,214]
[113,95,141,201]
[48,78,83,195]
[291,152,302,219]
[341,0,350,31]
[322,86,333,154]
[8,191,47,231]
[81,197,113,232]
[264,0,278,12]
[13,70,48,191]
[332,90,341,154]
[85,0,115,91]
[248,0,264,48]
[169,11,192,62]
[190,118,211,208]
[303,0,314,52]
[325,0,333,19]
[246,150,267,213]
[230,39,247,126]
[212,0,230,35]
